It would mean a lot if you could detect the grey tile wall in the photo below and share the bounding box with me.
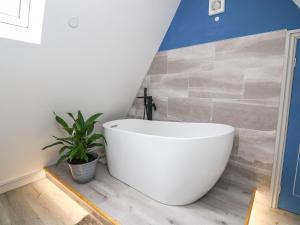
[128,30,287,192]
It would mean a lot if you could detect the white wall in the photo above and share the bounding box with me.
[0,0,180,185]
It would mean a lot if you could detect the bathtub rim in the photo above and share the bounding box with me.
[103,119,235,140]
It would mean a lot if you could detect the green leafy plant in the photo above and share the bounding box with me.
[42,111,106,165]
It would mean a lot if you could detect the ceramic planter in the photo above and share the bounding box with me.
[68,153,99,184]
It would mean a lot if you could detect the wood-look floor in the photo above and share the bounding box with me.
[249,191,300,225]
[2,165,297,225]
[0,179,89,225]
[47,163,253,225]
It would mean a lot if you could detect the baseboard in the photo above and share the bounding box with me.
[0,170,46,194]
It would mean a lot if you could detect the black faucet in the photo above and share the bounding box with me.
[136,88,156,120]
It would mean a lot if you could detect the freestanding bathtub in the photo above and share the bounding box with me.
[103,119,234,206]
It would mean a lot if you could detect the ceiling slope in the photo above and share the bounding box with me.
[293,0,300,8]
[0,0,180,184]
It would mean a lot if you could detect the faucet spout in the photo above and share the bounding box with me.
[136,88,156,120]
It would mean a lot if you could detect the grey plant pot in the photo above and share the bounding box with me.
[68,153,99,184]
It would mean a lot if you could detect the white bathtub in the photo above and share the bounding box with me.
[103,119,234,206]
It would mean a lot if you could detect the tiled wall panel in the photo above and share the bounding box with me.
[128,30,286,192]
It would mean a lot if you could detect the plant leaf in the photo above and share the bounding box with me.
[74,116,83,134]
[42,141,63,150]
[78,110,85,128]
[68,147,79,162]
[101,135,107,144]
[83,154,89,162]
[88,143,104,148]
[85,113,102,128]
[53,136,73,145]
[45,111,105,164]
[88,133,107,144]
[59,145,71,154]
[56,154,68,166]
[66,112,76,121]
[88,133,101,141]
[54,112,72,134]
[86,122,95,135]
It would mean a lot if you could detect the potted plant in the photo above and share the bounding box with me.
[42,111,106,183]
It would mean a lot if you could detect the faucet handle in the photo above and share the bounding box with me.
[153,103,157,111]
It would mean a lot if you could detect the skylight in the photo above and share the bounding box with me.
[0,0,46,44]
[0,0,21,17]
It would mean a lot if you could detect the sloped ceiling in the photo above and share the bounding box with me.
[0,0,180,185]
[293,0,300,8]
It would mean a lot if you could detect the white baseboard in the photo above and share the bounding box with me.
[0,170,46,194]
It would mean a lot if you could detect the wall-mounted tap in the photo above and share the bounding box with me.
[136,88,156,120]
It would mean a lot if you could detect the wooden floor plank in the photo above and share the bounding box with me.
[0,179,89,225]
[31,179,88,225]
[44,168,119,225]
[46,163,253,225]
[5,187,45,225]
[0,195,14,225]
[248,191,300,225]
[21,183,71,225]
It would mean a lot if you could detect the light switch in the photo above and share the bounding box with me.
[209,0,225,16]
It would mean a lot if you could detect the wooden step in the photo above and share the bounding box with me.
[44,167,120,225]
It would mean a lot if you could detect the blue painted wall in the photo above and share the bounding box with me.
[160,0,300,51]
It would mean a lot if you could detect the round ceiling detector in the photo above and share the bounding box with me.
[68,17,80,28]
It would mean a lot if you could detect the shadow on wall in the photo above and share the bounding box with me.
[128,30,287,193]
